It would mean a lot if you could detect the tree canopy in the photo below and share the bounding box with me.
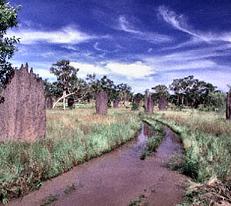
[0,0,19,89]
[167,75,225,110]
[152,84,170,104]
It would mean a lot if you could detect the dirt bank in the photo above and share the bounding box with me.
[9,124,186,206]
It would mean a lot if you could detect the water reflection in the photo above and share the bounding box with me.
[137,123,155,148]
[143,123,155,137]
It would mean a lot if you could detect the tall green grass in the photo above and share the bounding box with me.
[0,109,140,203]
[149,113,231,182]
[146,110,231,206]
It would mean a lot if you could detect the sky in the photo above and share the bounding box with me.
[8,0,231,93]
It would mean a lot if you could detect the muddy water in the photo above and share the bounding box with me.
[9,124,186,206]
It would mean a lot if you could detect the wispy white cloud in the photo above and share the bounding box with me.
[139,43,231,74]
[8,26,96,45]
[93,42,118,53]
[143,55,218,73]
[105,61,154,79]
[70,62,109,78]
[62,45,79,51]
[161,37,203,51]
[71,61,154,79]
[117,15,172,43]
[158,5,231,43]
[34,68,56,80]
[94,42,105,52]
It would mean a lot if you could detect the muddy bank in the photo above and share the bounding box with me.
[9,124,186,206]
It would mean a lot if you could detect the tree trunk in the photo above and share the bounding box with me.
[181,95,184,106]
[63,91,66,110]
[52,92,75,109]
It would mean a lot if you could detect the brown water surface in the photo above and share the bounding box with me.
[9,123,186,206]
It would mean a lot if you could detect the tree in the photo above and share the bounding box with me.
[43,79,62,98]
[86,74,113,114]
[0,0,19,89]
[169,76,195,106]
[50,60,79,109]
[86,75,133,109]
[152,84,169,104]
[169,75,220,109]
[206,91,225,111]
[116,83,132,107]
[87,74,115,106]
[133,93,144,104]
[132,93,144,110]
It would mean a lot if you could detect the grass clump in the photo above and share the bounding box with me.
[128,194,146,206]
[40,194,59,206]
[178,178,231,206]
[0,109,140,203]
[140,134,163,160]
[140,121,165,160]
[151,114,231,182]
[148,110,231,205]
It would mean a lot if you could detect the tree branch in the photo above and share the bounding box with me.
[52,92,75,109]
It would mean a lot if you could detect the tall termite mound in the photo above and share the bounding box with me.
[158,96,168,111]
[226,90,231,120]
[144,90,153,114]
[0,63,46,141]
[96,91,108,115]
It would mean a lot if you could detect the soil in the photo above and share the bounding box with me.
[8,123,187,206]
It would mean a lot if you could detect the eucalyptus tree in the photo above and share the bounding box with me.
[86,74,116,106]
[132,93,144,110]
[86,74,114,114]
[116,83,132,106]
[0,0,19,99]
[43,79,62,99]
[169,75,220,109]
[152,85,169,104]
[50,60,90,109]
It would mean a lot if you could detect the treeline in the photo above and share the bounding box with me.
[151,75,226,111]
[44,60,132,109]
[43,60,227,112]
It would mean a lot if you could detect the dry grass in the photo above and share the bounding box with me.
[180,177,231,206]
[158,110,231,136]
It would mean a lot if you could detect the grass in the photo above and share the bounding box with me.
[146,110,231,205]
[140,121,165,160]
[128,194,146,206]
[0,108,140,203]
[157,109,231,136]
[2,107,230,205]
[63,184,76,195]
[40,194,59,206]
